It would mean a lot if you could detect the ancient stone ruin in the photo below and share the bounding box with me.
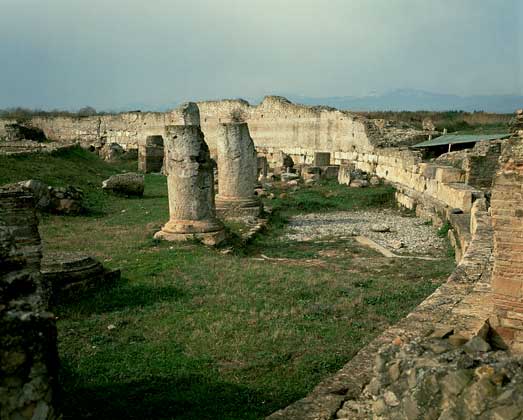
[2,95,523,418]
[215,122,261,218]
[41,252,121,305]
[178,101,201,126]
[491,109,523,352]
[154,125,226,246]
[102,172,145,196]
[138,135,164,173]
[0,187,60,420]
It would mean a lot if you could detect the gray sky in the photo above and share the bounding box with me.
[0,0,521,110]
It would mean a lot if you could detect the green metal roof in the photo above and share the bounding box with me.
[411,133,511,148]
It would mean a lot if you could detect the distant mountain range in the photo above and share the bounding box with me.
[119,89,523,114]
[282,89,523,114]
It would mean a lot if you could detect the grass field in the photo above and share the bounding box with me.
[0,148,456,419]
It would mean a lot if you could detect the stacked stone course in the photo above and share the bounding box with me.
[491,109,523,351]
[0,187,60,419]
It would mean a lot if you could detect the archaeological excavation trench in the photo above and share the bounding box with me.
[1,100,523,419]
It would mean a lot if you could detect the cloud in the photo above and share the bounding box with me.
[0,0,519,109]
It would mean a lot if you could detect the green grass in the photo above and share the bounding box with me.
[437,221,452,238]
[0,151,456,419]
[0,146,136,213]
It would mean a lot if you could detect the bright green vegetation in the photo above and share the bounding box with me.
[0,148,456,419]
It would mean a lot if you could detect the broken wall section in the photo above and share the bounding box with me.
[491,109,523,352]
[0,188,60,419]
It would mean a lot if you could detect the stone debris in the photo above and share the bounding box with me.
[349,179,369,188]
[370,223,391,233]
[15,179,51,209]
[41,251,120,304]
[281,172,300,181]
[285,209,446,255]
[7,180,84,214]
[102,172,145,196]
[335,335,523,420]
[48,185,84,214]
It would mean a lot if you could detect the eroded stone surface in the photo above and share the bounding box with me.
[215,122,261,218]
[154,124,225,245]
[102,172,145,196]
[0,186,59,420]
[41,251,120,304]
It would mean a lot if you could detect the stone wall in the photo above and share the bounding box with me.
[0,96,425,155]
[491,110,523,352]
[0,187,60,419]
[0,111,184,150]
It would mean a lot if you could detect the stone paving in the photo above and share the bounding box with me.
[285,209,447,256]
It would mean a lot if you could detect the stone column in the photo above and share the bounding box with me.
[154,125,225,245]
[138,135,164,173]
[257,156,268,181]
[215,122,261,218]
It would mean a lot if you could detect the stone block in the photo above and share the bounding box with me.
[435,166,465,183]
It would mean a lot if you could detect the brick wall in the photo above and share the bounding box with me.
[491,110,523,351]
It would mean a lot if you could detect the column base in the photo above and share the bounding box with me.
[215,196,262,219]
[154,229,227,246]
[154,219,227,246]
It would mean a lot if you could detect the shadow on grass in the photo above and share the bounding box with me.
[56,278,188,316]
[140,194,168,200]
[60,373,278,420]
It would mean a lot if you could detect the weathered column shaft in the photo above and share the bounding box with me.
[154,125,225,244]
[215,123,261,217]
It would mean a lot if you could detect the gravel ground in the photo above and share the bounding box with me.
[284,209,447,256]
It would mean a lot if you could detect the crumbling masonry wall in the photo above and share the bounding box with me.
[0,188,60,419]
[0,96,424,155]
[491,111,523,352]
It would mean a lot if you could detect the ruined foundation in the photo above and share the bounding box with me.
[215,123,261,218]
[154,125,226,246]
[0,188,60,420]
[42,251,121,304]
